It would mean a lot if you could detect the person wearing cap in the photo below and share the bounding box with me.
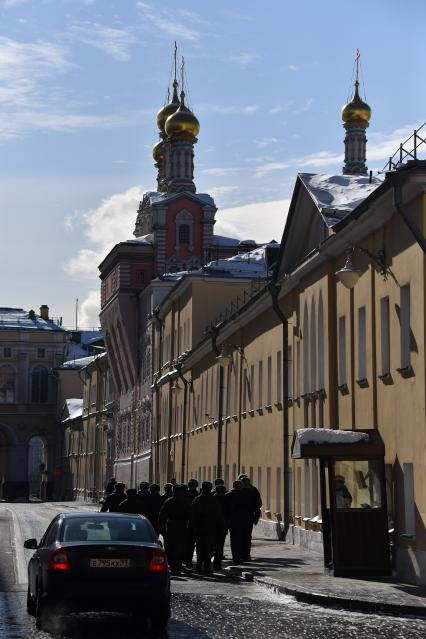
[137,481,153,522]
[225,480,252,563]
[191,481,223,574]
[184,479,199,568]
[117,488,145,515]
[100,482,126,512]
[158,484,191,575]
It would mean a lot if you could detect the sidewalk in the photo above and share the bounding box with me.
[226,536,426,618]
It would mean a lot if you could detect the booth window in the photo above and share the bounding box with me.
[334,460,382,509]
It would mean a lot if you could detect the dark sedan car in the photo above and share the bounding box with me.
[25,512,170,631]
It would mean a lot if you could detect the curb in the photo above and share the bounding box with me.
[252,575,426,619]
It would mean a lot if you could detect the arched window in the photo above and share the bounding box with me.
[0,365,16,403]
[179,224,190,245]
[31,366,48,403]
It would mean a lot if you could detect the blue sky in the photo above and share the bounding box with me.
[1,0,425,326]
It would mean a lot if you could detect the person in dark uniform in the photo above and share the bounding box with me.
[191,481,223,574]
[185,479,199,567]
[160,483,173,506]
[117,488,145,514]
[240,475,262,561]
[149,483,162,534]
[137,481,153,520]
[213,484,229,569]
[225,480,252,563]
[214,478,225,489]
[100,482,126,512]
[158,484,191,575]
[104,477,116,496]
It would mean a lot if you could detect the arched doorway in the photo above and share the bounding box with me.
[28,436,47,499]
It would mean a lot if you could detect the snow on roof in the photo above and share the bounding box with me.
[295,428,369,445]
[63,398,83,422]
[57,355,99,370]
[160,244,275,282]
[0,308,64,331]
[121,234,153,246]
[147,191,215,207]
[299,173,383,227]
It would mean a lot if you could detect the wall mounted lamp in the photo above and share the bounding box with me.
[336,246,388,290]
[171,380,183,395]
[215,343,244,367]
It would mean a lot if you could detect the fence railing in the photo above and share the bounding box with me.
[380,122,426,173]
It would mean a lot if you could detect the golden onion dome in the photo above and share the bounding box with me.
[342,81,372,125]
[165,91,200,141]
[152,140,165,164]
[156,80,180,132]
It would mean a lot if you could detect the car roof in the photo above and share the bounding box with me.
[58,512,147,519]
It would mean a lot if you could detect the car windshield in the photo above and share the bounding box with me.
[60,517,156,543]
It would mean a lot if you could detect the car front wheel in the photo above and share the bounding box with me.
[26,586,36,616]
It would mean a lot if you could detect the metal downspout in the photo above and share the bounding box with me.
[268,281,290,541]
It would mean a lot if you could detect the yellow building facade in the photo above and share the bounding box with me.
[151,160,426,585]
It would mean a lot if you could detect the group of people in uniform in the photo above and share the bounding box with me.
[101,475,262,576]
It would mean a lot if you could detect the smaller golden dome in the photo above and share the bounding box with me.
[165,91,200,141]
[342,81,371,125]
[152,140,165,164]
[156,80,180,132]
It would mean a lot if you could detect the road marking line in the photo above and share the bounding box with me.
[6,508,28,586]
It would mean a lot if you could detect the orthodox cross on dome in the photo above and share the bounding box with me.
[341,49,372,175]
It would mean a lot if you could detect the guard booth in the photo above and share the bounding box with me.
[292,429,391,577]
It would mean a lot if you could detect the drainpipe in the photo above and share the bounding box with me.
[151,307,164,484]
[268,281,290,541]
[175,363,191,484]
[207,327,224,479]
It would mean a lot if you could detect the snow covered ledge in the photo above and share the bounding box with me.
[292,428,370,459]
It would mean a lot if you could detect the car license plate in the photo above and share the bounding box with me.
[90,558,130,568]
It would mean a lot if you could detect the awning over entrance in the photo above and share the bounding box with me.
[291,428,385,459]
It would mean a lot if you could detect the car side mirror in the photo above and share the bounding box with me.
[24,538,38,549]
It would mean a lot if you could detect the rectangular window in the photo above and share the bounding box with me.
[267,356,272,406]
[380,297,390,375]
[400,284,411,369]
[37,348,46,358]
[242,369,247,413]
[226,366,231,417]
[311,460,318,516]
[338,316,347,385]
[3,348,11,358]
[304,460,311,517]
[250,364,255,411]
[232,463,237,482]
[358,306,367,381]
[258,360,263,409]
[233,356,238,416]
[403,463,415,537]
[257,466,262,494]
[276,350,282,404]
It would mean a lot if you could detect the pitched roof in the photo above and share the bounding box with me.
[0,308,64,332]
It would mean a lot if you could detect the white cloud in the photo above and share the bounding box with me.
[201,167,241,176]
[288,64,299,72]
[68,22,137,61]
[227,52,258,67]
[255,137,278,148]
[0,36,146,138]
[79,290,101,328]
[201,104,259,115]
[215,199,290,244]
[294,97,314,114]
[1,0,30,8]
[269,103,293,114]
[136,2,200,41]
[64,185,145,279]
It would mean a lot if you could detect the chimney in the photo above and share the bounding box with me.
[40,305,49,320]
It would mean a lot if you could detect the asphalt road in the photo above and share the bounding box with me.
[1,502,426,639]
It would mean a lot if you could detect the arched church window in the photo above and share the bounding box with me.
[0,364,16,403]
[179,224,190,245]
[32,365,48,403]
